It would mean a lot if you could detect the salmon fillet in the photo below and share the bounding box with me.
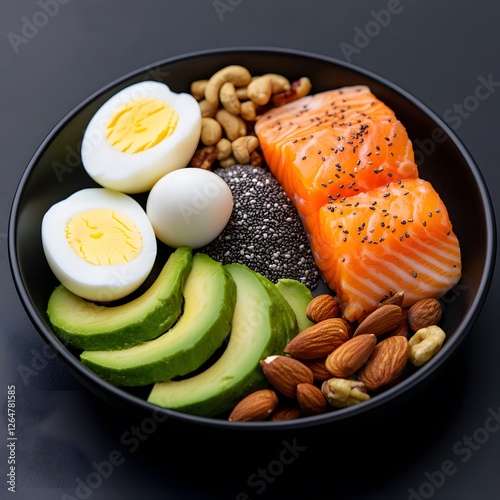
[254,85,418,231]
[309,178,462,321]
[255,85,462,321]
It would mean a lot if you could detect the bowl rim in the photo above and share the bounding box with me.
[8,46,497,431]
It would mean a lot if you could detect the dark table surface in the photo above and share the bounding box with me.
[1,1,499,499]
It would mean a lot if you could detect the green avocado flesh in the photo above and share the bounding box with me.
[275,279,315,333]
[46,246,193,351]
[256,274,298,345]
[147,263,293,417]
[80,253,236,386]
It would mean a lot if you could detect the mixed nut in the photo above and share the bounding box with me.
[228,291,447,422]
[188,64,312,169]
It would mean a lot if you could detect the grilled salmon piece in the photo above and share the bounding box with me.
[255,85,461,321]
[309,178,462,321]
[255,85,418,231]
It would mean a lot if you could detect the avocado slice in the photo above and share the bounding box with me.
[255,274,298,344]
[47,246,193,351]
[257,273,299,344]
[147,263,293,417]
[275,279,315,333]
[80,253,236,386]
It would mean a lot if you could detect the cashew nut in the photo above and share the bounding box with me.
[219,155,236,168]
[263,73,291,93]
[292,76,312,98]
[215,109,247,142]
[232,135,259,164]
[215,138,232,161]
[235,86,249,101]
[219,82,241,115]
[190,80,208,101]
[408,325,446,367]
[247,74,291,106]
[247,75,273,106]
[200,117,222,146]
[240,100,257,122]
[198,99,218,118]
[204,65,252,107]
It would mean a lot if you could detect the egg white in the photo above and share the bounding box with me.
[42,188,157,302]
[81,81,202,194]
[146,168,233,249]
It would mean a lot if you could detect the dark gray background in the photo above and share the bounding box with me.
[1,1,499,499]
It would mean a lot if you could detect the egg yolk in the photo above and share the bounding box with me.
[65,209,142,265]
[105,97,178,153]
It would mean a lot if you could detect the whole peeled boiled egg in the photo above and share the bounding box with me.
[146,168,233,249]
[42,188,157,302]
[81,81,201,194]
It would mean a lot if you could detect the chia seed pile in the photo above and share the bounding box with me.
[201,164,320,289]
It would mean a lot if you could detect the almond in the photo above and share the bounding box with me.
[302,358,332,381]
[353,304,402,337]
[269,402,303,421]
[357,335,410,391]
[228,389,279,421]
[407,298,442,331]
[296,383,329,416]
[283,318,350,359]
[339,317,355,338]
[325,334,377,378]
[306,294,341,323]
[381,308,410,339]
[378,290,405,308]
[260,355,314,398]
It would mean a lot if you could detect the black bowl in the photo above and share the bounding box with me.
[8,47,496,433]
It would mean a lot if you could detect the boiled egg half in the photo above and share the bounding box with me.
[42,188,157,302]
[81,81,201,194]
